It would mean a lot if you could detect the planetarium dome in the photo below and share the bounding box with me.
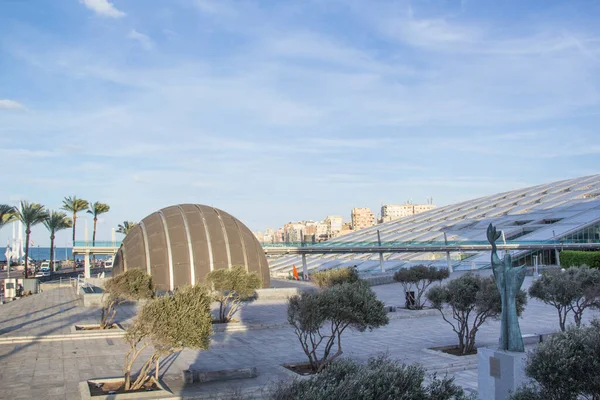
[112,204,270,292]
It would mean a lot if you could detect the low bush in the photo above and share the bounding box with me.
[206,266,262,323]
[101,269,154,329]
[560,250,600,269]
[393,265,449,309]
[510,320,600,400]
[288,281,388,372]
[427,273,527,354]
[311,267,360,288]
[271,354,471,400]
[124,284,213,391]
[529,266,600,330]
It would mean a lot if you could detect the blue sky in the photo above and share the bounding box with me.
[1,0,599,246]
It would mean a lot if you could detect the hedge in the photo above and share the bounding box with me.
[560,251,600,269]
[311,268,360,288]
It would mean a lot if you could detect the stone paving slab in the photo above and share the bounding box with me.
[0,276,599,399]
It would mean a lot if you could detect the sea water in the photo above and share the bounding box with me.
[1,248,111,262]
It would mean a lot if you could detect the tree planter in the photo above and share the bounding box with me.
[211,321,246,333]
[182,367,258,384]
[71,323,124,334]
[429,344,478,357]
[79,377,171,399]
[282,362,318,376]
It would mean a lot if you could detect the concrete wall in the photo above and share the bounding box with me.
[361,273,395,286]
[255,287,317,300]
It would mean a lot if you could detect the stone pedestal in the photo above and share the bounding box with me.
[478,347,528,400]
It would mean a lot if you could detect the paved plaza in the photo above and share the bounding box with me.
[0,273,598,400]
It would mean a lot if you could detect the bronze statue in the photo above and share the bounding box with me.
[487,223,526,352]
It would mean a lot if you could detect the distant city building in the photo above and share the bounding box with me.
[283,222,305,242]
[315,221,329,241]
[324,215,343,238]
[351,208,375,231]
[262,228,275,243]
[275,228,285,242]
[335,222,354,237]
[253,231,265,241]
[380,201,436,223]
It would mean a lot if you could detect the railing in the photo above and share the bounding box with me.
[261,239,600,248]
[74,241,121,247]
[72,238,599,249]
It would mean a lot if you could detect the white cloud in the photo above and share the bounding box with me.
[0,99,25,110]
[80,0,125,18]
[194,0,236,16]
[127,29,154,50]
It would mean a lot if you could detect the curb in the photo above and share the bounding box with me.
[212,322,290,333]
[0,331,125,344]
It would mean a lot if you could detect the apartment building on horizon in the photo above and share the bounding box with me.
[379,201,436,223]
[351,207,375,231]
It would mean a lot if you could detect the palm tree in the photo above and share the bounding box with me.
[14,201,47,278]
[61,196,89,246]
[117,221,137,236]
[0,204,16,230]
[43,211,72,276]
[87,202,110,246]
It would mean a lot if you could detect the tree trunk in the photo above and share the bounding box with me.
[49,233,55,276]
[93,218,97,247]
[558,308,567,332]
[72,214,77,271]
[457,329,465,353]
[574,311,582,328]
[24,228,31,279]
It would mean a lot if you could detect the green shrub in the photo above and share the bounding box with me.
[393,265,449,309]
[288,281,388,372]
[510,320,600,400]
[206,265,262,323]
[124,284,213,391]
[529,266,600,331]
[101,269,155,329]
[427,273,527,354]
[560,250,600,269]
[271,355,470,400]
[311,267,360,288]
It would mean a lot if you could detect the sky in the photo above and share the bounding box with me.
[1,0,600,247]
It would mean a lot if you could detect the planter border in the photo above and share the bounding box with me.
[71,323,124,334]
[79,377,171,400]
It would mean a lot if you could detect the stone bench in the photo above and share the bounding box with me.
[182,367,258,384]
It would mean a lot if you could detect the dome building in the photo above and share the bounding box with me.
[113,204,270,292]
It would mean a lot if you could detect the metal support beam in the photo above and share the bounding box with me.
[377,230,384,273]
[443,232,453,274]
[555,248,561,267]
[301,254,308,280]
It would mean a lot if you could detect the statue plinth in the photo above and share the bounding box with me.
[478,347,528,400]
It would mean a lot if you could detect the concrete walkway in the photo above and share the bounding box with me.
[0,275,598,400]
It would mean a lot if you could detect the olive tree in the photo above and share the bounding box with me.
[311,267,360,288]
[287,281,389,373]
[510,320,600,400]
[124,284,213,391]
[206,265,262,323]
[426,273,527,355]
[393,265,449,309]
[271,355,471,400]
[529,267,600,331]
[100,269,154,329]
